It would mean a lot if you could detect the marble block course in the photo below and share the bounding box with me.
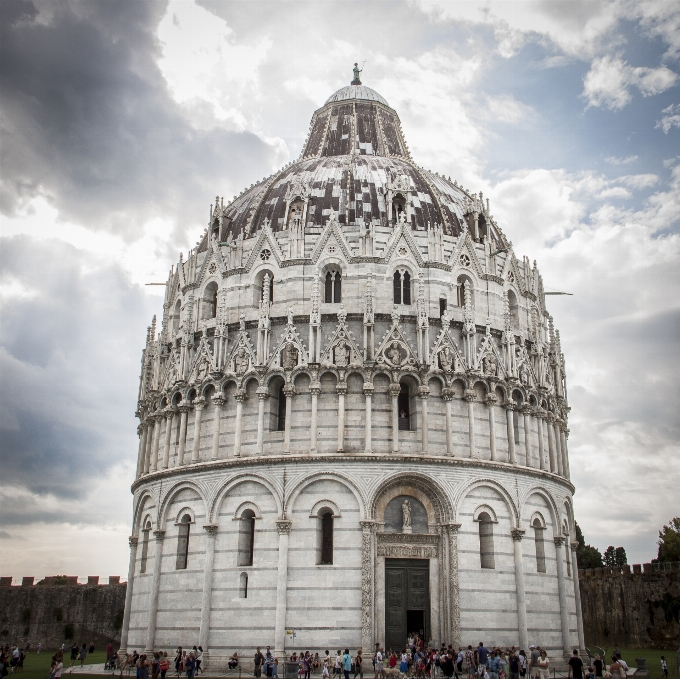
[123,69,582,670]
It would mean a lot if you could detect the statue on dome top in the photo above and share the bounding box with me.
[352,62,362,86]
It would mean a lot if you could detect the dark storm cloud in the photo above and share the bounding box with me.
[0,236,154,500]
[0,0,279,238]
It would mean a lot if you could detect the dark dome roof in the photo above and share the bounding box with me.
[201,73,505,250]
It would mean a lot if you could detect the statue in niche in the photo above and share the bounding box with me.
[334,341,350,367]
[282,342,298,369]
[439,346,453,372]
[519,363,530,386]
[386,341,403,366]
[195,355,210,383]
[287,305,294,326]
[482,353,497,377]
[402,499,412,533]
[234,347,249,374]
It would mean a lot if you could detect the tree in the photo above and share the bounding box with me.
[575,521,603,569]
[656,517,680,563]
[603,545,627,567]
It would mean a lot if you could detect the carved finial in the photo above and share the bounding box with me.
[338,304,347,324]
[239,312,245,331]
[441,308,450,329]
[287,305,294,326]
[391,306,400,325]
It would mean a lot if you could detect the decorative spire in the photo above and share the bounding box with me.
[364,273,374,325]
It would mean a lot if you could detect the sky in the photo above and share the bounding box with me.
[0,0,679,581]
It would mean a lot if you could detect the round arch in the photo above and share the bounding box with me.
[209,473,284,523]
[284,470,366,520]
[454,478,519,527]
[157,480,208,530]
[132,491,156,535]
[519,486,561,536]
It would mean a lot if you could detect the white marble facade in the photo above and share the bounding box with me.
[121,75,584,668]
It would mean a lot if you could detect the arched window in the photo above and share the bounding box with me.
[324,270,341,303]
[176,514,191,570]
[478,511,495,569]
[393,270,411,305]
[320,511,334,565]
[391,193,406,223]
[533,518,546,573]
[172,300,181,335]
[277,384,286,432]
[398,382,411,431]
[508,290,519,331]
[237,509,256,567]
[140,521,151,574]
[239,572,249,598]
[202,282,219,320]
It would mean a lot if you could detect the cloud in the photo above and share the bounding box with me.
[582,55,678,110]
[605,155,638,165]
[656,103,680,134]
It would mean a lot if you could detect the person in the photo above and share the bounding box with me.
[138,654,150,679]
[151,653,160,679]
[229,652,239,670]
[528,648,540,679]
[254,649,265,679]
[323,655,330,679]
[107,642,115,665]
[608,656,623,679]
[375,648,385,679]
[195,647,203,675]
[509,651,520,679]
[37,644,42,656]
[305,653,313,679]
[159,653,169,679]
[336,651,343,679]
[592,655,603,679]
[314,654,320,672]
[175,648,184,675]
[477,645,489,671]
[568,650,583,679]
[80,643,88,667]
[488,652,500,679]
[70,644,79,668]
[54,655,63,679]
[660,656,668,679]
[185,653,196,679]
[587,667,595,679]
[614,654,628,677]
[536,652,548,679]
[354,650,363,679]
[465,646,476,678]
[518,652,527,679]
[89,643,95,655]
[343,650,352,679]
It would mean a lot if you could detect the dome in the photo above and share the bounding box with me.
[324,84,390,106]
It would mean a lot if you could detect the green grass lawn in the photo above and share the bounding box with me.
[587,647,671,679]
[17,649,107,679]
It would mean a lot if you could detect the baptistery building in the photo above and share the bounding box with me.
[120,69,584,667]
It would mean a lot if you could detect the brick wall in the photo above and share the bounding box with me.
[0,578,126,649]
[579,562,680,649]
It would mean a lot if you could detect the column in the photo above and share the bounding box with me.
[256,389,267,455]
[486,395,497,461]
[505,404,517,464]
[118,536,139,654]
[336,382,346,452]
[136,424,148,478]
[233,390,246,457]
[198,525,218,664]
[546,414,557,473]
[360,521,375,652]
[283,385,294,454]
[190,398,205,463]
[363,385,373,454]
[554,536,572,654]
[554,421,564,476]
[310,383,320,453]
[161,408,175,470]
[571,542,585,649]
[561,427,571,479]
[274,520,292,655]
[511,529,529,650]
[419,387,429,454]
[447,524,462,648]
[536,411,547,471]
[143,419,154,474]
[211,396,224,461]
[389,383,400,453]
[464,391,475,458]
[145,529,165,652]
[149,415,161,472]
[442,389,454,456]
[522,405,533,467]
[176,405,190,466]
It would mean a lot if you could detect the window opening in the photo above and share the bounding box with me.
[237,509,256,567]
[478,512,495,569]
[320,512,334,565]
[398,383,411,431]
[324,271,341,303]
[508,290,519,331]
[176,514,191,570]
[439,298,447,317]
[393,271,412,305]
[239,572,249,598]
[391,194,406,223]
[140,522,151,574]
[533,519,546,573]
[277,384,286,431]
